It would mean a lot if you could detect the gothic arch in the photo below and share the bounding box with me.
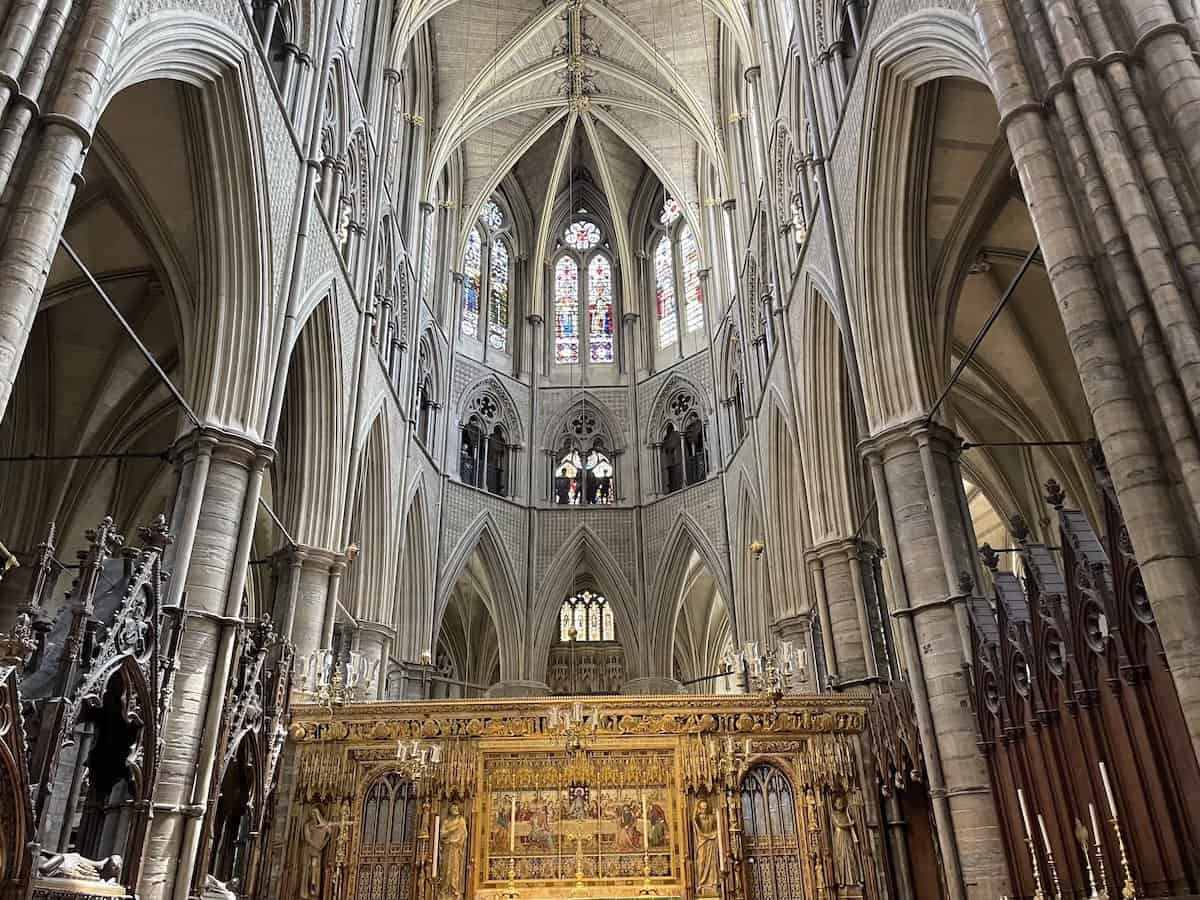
[274,295,348,549]
[732,473,771,641]
[435,515,524,680]
[798,283,858,544]
[395,482,435,660]
[455,374,524,447]
[648,514,734,677]
[528,525,640,682]
[764,391,811,619]
[851,10,992,432]
[106,14,275,433]
[345,412,395,625]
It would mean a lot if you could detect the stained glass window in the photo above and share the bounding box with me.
[564,220,601,251]
[488,237,510,351]
[483,200,504,230]
[681,225,703,333]
[559,590,615,641]
[655,236,677,349]
[555,256,580,364]
[659,197,682,225]
[461,227,481,338]
[587,254,614,363]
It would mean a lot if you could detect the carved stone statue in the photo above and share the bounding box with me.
[830,794,863,887]
[299,805,338,899]
[37,851,123,882]
[201,874,238,899]
[692,798,720,896]
[438,803,469,899]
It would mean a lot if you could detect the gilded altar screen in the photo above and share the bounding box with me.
[481,750,678,886]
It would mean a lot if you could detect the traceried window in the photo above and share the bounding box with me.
[460,199,514,352]
[461,227,481,339]
[555,257,580,364]
[588,255,614,363]
[652,197,705,353]
[680,225,703,333]
[559,590,615,642]
[552,218,618,369]
[554,449,615,506]
[655,237,676,349]
[488,238,510,350]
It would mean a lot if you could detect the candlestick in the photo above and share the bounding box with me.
[510,795,517,853]
[1099,764,1138,899]
[1099,762,1118,820]
[1038,814,1062,900]
[1088,803,1109,898]
[1017,790,1047,900]
[1075,817,1100,900]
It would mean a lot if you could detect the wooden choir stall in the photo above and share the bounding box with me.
[271,694,884,900]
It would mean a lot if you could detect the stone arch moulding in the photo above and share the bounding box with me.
[434,512,525,679]
[647,512,736,673]
[105,14,275,435]
[527,524,641,680]
[456,374,525,447]
[851,10,993,434]
[647,373,712,439]
[541,394,626,455]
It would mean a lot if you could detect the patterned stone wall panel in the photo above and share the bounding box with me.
[637,351,715,437]
[535,386,635,451]
[642,477,727,579]
[439,481,529,589]
[532,508,637,593]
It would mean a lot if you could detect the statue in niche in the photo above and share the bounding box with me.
[830,793,863,887]
[692,798,720,896]
[298,805,338,899]
[438,803,469,899]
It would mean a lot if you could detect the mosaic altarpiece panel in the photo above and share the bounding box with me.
[281,694,880,900]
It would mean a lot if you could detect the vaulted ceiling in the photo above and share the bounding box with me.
[412,0,742,264]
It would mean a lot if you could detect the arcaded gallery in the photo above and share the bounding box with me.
[2,0,1200,899]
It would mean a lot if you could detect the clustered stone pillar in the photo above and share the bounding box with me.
[140,429,269,900]
[863,423,1010,899]
[975,0,1200,762]
[808,539,875,686]
[0,0,132,418]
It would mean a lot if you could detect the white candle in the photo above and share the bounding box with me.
[1099,762,1118,820]
[1089,802,1102,847]
[1017,788,1034,840]
[717,807,726,870]
[432,815,441,873]
[1037,813,1052,855]
[510,796,517,853]
[642,793,650,851]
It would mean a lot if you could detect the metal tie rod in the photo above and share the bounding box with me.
[58,236,201,428]
[925,242,1041,426]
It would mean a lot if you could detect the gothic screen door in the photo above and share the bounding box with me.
[357,773,418,899]
[740,763,805,900]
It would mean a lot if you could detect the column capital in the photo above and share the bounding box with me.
[171,426,274,470]
[858,418,962,461]
[743,65,762,83]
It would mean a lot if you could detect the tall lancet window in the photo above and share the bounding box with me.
[588,254,614,362]
[460,198,514,352]
[552,217,618,371]
[652,197,706,354]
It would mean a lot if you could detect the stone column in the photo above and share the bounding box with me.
[139,429,269,900]
[861,422,1009,899]
[810,540,870,685]
[0,0,132,419]
[356,621,392,700]
[976,0,1200,761]
[274,544,347,674]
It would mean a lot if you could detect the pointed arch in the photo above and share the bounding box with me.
[733,473,770,642]
[435,514,524,678]
[528,525,641,681]
[764,390,810,618]
[647,514,734,676]
[274,294,347,549]
[345,412,394,625]
[395,480,435,660]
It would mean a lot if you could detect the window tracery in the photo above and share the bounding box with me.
[550,404,618,505]
[552,218,617,369]
[740,764,804,900]
[651,384,709,494]
[651,198,705,353]
[457,380,521,497]
[460,198,513,352]
[559,590,615,642]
